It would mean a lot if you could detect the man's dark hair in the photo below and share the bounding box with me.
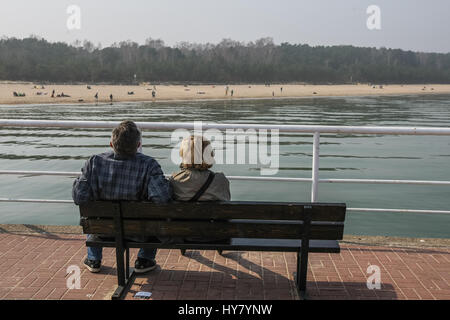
[111,120,141,157]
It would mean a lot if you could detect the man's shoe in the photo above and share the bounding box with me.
[134,258,157,274]
[84,258,101,273]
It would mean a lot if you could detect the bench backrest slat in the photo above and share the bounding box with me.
[81,219,344,240]
[80,201,346,222]
[80,201,120,217]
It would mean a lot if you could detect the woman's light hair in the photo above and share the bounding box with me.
[180,135,215,170]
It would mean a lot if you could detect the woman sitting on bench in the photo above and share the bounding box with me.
[170,135,230,202]
[170,135,230,243]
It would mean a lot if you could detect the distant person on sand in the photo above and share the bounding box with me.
[152,90,156,98]
[94,92,99,103]
[225,86,229,96]
[51,90,55,98]
[72,120,172,273]
[231,89,234,97]
[110,94,113,104]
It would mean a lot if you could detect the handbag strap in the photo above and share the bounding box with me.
[189,172,216,202]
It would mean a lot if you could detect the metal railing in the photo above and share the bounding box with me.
[1,119,450,215]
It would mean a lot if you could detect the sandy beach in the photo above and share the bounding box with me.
[1,82,450,105]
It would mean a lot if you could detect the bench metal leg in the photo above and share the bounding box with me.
[294,250,309,300]
[112,246,137,300]
[294,238,311,300]
[293,273,308,300]
[125,248,130,280]
[294,207,312,300]
[115,244,126,288]
[298,249,309,290]
[112,268,137,300]
[112,208,137,300]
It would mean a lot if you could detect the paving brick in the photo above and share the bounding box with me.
[46,288,68,300]
[4,287,40,300]
[32,286,55,299]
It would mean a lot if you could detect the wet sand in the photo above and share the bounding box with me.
[1,82,450,105]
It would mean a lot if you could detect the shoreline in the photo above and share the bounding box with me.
[2,92,449,108]
[1,83,450,106]
[1,224,449,249]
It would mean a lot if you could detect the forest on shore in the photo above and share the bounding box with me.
[0,36,449,84]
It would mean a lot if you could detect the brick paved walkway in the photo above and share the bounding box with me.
[0,232,448,300]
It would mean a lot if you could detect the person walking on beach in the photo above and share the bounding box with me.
[94,92,98,104]
[110,94,113,104]
[225,86,229,96]
[231,89,234,97]
[72,120,172,274]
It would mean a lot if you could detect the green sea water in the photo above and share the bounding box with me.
[0,95,449,238]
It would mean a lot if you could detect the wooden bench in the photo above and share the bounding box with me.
[79,201,346,300]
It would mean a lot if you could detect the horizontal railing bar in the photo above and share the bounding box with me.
[347,208,450,215]
[1,170,450,186]
[318,178,450,186]
[0,198,73,204]
[0,170,81,177]
[1,198,449,214]
[218,176,312,182]
[1,119,450,135]
[0,171,311,183]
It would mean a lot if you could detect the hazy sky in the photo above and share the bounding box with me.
[1,0,449,53]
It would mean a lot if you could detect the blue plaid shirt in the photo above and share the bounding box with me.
[72,151,172,205]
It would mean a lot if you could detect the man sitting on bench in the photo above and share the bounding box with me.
[72,120,172,274]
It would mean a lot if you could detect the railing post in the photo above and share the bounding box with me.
[311,132,320,202]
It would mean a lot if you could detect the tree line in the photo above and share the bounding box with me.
[0,36,449,84]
